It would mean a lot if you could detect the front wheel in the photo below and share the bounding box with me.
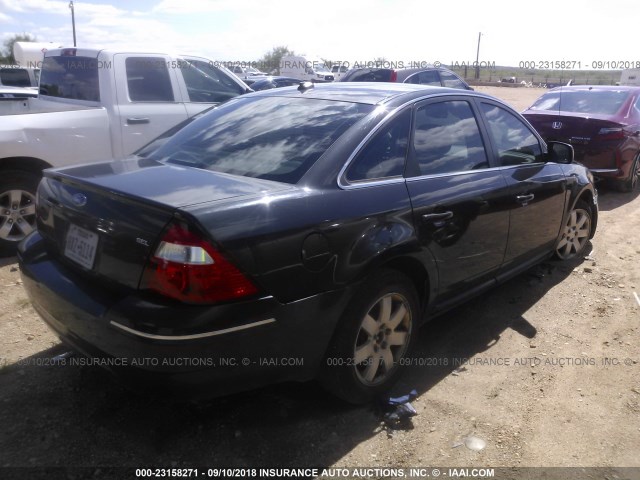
[319,269,419,404]
[555,200,592,260]
[0,170,40,256]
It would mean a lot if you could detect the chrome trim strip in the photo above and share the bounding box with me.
[340,177,406,190]
[109,318,276,341]
[404,163,546,183]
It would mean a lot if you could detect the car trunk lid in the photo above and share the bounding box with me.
[524,111,626,171]
[36,158,291,290]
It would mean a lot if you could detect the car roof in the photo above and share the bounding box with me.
[247,82,488,106]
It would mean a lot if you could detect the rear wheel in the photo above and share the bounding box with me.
[618,156,639,193]
[0,170,40,255]
[555,200,592,260]
[319,269,419,404]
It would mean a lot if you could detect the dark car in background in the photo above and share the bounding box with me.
[341,66,473,90]
[523,86,640,191]
[248,76,302,91]
[19,83,596,404]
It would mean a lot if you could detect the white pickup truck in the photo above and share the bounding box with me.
[0,47,250,253]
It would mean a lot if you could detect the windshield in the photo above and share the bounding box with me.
[148,96,373,184]
[529,90,630,115]
[315,63,330,73]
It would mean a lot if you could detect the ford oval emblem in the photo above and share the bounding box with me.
[71,193,87,207]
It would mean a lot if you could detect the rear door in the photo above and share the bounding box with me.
[114,54,189,157]
[405,97,510,304]
[477,100,567,272]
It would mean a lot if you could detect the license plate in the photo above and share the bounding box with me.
[64,224,98,269]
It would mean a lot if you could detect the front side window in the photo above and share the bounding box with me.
[346,109,411,182]
[125,57,174,102]
[413,100,489,176]
[150,96,373,184]
[180,59,245,103]
[481,103,543,166]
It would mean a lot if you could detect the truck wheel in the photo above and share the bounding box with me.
[319,269,419,404]
[0,170,40,256]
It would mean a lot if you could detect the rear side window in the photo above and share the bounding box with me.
[150,96,373,184]
[0,68,31,87]
[413,100,489,175]
[39,56,100,101]
[481,103,543,166]
[346,109,411,182]
[405,70,440,86]
[180,59,245,103]
[125,57,174,102]
[440,71,466,89]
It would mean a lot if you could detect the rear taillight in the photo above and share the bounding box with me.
[390,70,398,82]
[140,222,258,304]
[597,127,625,141]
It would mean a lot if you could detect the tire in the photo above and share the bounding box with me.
[554,200,592,260]
[0,170,41,256]
[319,269,419,404]
[617,156,639,193]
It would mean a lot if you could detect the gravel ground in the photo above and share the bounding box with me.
[0,86,639,480]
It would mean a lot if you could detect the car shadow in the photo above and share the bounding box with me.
[0,256,584,470]
[0,254,17,266]
[595,185,640,211]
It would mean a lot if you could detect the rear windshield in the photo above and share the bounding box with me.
[529,90,630,115]
[344,69,394,82]
[39,56,100,102]
[149,96,373,184]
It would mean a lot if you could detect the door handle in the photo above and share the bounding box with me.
[422,211,453,222]
[516,194,534,205]
[127,117,150,125]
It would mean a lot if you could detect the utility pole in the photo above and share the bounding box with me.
[475,32,482,80]
[69,1,77,47]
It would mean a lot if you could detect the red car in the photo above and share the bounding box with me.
[523,86,640,191]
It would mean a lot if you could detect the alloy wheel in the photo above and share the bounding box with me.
[0,189,37,242]
[353,293,412,386]
[556,207,591,260]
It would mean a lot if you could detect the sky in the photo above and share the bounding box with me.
[1,0,640,70]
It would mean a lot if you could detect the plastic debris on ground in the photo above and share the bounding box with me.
[378,389,418,430]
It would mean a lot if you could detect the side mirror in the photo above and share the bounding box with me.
[547,141,574,164]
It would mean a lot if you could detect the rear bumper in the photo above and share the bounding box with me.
[18,232,352,398]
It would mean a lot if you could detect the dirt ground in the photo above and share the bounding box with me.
[1,86,639,479]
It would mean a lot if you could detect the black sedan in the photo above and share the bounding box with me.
[18,83,597,404]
